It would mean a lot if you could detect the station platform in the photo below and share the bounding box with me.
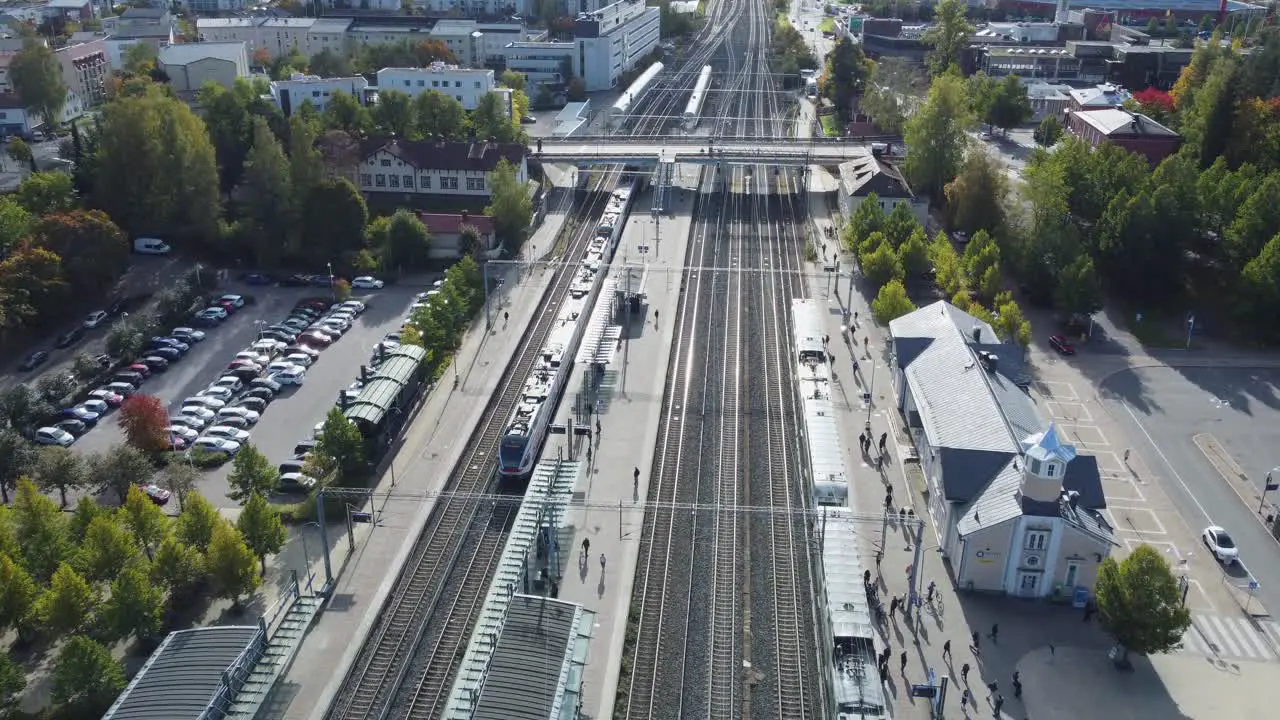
[264,208,570,720]
[540,165,701,720]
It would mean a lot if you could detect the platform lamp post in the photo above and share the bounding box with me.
[1259,468,1279,514]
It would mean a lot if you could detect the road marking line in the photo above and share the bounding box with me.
[1181,626,1210,654]
[1203,615,1244,656]
[1225,617,1268,659]
[1192,432,1280,551]
[1121,401,1212,524]
[1260,620,1280,648]
[1047,400,1092,422]
[1107,506,1167,535]
[1185,578,1217,613]
[1239,619,1276,659]
[1034,380,1078,401]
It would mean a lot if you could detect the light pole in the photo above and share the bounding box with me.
[1259,469,1279,514]
[1185,313,1195,350]
[298,521,320,595]
[327,262,335,301]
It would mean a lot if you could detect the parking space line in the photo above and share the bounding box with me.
[1046,400,1092,422]
[1034,380,1078,401]
[1101,474,1146,503]
[1107,506,1167,536]
[1185,579,1217,613]
[1059,423,1109,449]
[1093,449,1125,474]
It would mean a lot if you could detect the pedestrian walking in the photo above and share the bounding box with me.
[1012,671,1019,685]
[582,537,590,556]
[864,569,872,586]
[961,688,972,706]
[654,309,659,326]
[1049,643,1055,658]
[985,681,998,697]
[889,596,898,617]
[927,580,937,602]
[990,624,999,643]
[972,631,980,652]
[824,334,830,345]
[1083,602,1095,622]
[876,454,884,471]
[599,553,606,571]
[878,664,888,685]
[942,639,951,661]
[1124,448,1131,463]
[993,693,1004,715]
[503,311,509,325]
[878,432,887,453]
[863,337,869,354]
[596,418,602,435]
[961,662,970,683]
[859,432,867,453]
[900,651,907,674]
[854,310,859,324]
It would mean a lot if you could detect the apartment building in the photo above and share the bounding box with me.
[428,19,483,67]
[55,38,108,122]
[502,0,659,91]
[271,74,370,116]
[375,63,495,109]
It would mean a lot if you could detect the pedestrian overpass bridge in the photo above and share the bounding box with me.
[529,135,897,167]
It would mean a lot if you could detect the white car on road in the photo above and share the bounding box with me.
[1202,526,1239,565]
[351,276,384,289]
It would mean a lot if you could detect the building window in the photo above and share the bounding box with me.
[1026,531,1048,551]
[381,158,392,167]
[375,174,386,187]
[455,81,461,87]
[1029,458,1041,475]
[456,95,462,102]
[420,175,431,189]
[441,176,458,190]
[403,175,414,188]
[474,81,480,88]
[432,80,439,87]
[417,80,424,86]
[403,80,410,87]
[360,173,371,186]
[1046,462,1056,478]
[466,177,485,191]
[389,175,400,188]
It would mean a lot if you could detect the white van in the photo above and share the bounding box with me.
[133,237,171,255]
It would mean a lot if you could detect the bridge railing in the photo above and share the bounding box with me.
[531,134,901,146]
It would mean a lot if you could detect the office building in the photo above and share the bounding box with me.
[501,0,659,91]
[376,64,495,109]
[271,74,370,116]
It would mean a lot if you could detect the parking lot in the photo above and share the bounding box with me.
[62,278,433,509]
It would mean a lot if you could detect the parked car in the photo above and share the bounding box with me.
[62,406,100,426]
[179,405,216,423]
[228,366,262,383]
[151,337,190,352]
[191,312,221,328]
[166,425,199,443]
[218,406,260,424]
[279,274,311,287]
[239,273,274,285]
[285,352,314,368]
[126,363,153,379]
[35,427,75,446]
[89,388,124,406]
[55,328,85,348]
[142,356,170,372]
[54,419,87,436]
[277,473,317,493]
[339,300,366,314]
[285,344,320,359]
[215,414,251,430]
[266,361,304,376]
[242,387,275,404]
[249,377,282,393]
[261,329,296,343]
[298,330,333,347]
[83,310,109,328]
[104,382,137,398]
[170,327,206,342]
[20,351,49,371]
[351,276,384,289]
[170,414,209,431]
[310,274,335,288]
[233,396,267,414]
[271,368,306,385]
[191,437,240,457]
[191,391,230,405]
[80,399,109,416]
[1203,526,1239,565]
[113,371,145,388]
[234,351,269,366]
[1048,335,1075,356]
[139,484,171,506]
[251,339,286,356]
[278,460,306,476]
[204,425,250,443]
[196,307,227,322]
[219,294,246,309]
[149,346,182,362]
[211,376,244,394]
[293,439,318,458]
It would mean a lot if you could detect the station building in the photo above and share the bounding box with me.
[888,301,1117,600]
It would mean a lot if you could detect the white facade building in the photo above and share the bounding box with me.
[428,19,484,67]
[420,0,533,14]
[356,138,527,200]
[501,0,659,91]
[270,74,370,116]
[159,42,249,93]
[376,64,495,109]
[197,17,355,61]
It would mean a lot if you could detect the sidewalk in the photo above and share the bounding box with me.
[547,165,699,720]
[261,208,570,720]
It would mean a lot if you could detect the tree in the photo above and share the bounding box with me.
[237,492,287,576]
[381,209,431,272]
[844,195,886,252]
[37,563,97,637]
[51,636,125,714]
[987,74,1032,133]
[0,552,39,639]
[105,313,148,360]
[102,557,164,643]
[117,394,170,454]
[413,91,468,140]
[227,444,278,503]
[372,88,415,138]
[159,462,200,510]
[1095,544,1192,662]
[5,138,31,168]
[0,650,26,708]
[472,91,520,142]
[821,37,872,122]
[241,117,295,268]
[1225,174,1280,271]
[1033,115,1063,147]
[1237,233,1280,337]
[122,42,159,75]
[151,537,204,596]
[308,48,352,77]
[904,74,972,199]
[122,486,169,560]
[177,495,223,556]
[992,292,1030,346]
[12,478,69,583]
[33,445,87,508]
[920,0,974,75]
[30,210,128,296]
[205,522,260,607]
[881,201,919,249]
[300,178,368,262]
[322,90,371,136]
[10,39,67,128]
[16,171,74,215]
[860,238,904,290]
[944,149,1008,235]
[76,514,138,584]
[89,444,154,504]
[314,407,366,481]
[459,224,485,259]
[860,57,923,134]
[0,245,70,328]
[872,279,917,324]
[897,227,931,277]
[0,196,32,257]
[96,85,220,245]
[485,159,532,250]
[68,497,108,544]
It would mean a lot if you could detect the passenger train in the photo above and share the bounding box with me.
[498,184,637,480]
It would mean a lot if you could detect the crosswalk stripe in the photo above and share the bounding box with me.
[1260,621,1280,649]
[1181,626,1210,654]
[1235,618,1273,659]
[1203,615,1244,656]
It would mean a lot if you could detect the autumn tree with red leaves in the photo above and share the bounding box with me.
[118,395,170,453]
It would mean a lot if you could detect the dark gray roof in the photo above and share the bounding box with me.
[473,595,578,720]
[939,447,1015,503]
[103,626,261,720]
[838,153,915,200]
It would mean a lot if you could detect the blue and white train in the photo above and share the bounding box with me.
[498,184,636,479]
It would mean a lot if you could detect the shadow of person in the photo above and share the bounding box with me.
[597,570,606,598]
[579,554,589,583]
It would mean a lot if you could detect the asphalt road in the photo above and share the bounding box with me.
[69,279,431,510]
[1100,365,1280,613]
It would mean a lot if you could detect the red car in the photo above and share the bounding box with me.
[127,363,153,378]
[298,330,333,347]
[1048,335,1076,356]
[138,484,172,505]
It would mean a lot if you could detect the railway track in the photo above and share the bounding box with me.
[323,171,622,720]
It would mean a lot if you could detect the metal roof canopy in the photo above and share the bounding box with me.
[102,625,263,720]
[445,460,589,719]
[576,275,621,365]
